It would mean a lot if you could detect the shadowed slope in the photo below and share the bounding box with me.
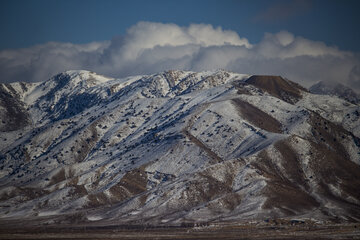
[0,84,30,132]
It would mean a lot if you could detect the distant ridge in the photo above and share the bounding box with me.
[310,81,360,105]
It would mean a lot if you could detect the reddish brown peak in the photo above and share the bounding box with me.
[246,75,307,104]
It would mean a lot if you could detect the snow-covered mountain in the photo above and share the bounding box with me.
[310,81,360,105]
[0,70,360,225]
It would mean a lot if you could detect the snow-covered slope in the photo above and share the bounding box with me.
[310,81,360,105]
[0,70,359,225]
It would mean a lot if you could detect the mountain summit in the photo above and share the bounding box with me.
[0,70,360,225]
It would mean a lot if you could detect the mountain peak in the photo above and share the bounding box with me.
[51,70,114,87]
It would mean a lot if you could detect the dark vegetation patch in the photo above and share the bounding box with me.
[231,98,282,133]
[246,75,306,104]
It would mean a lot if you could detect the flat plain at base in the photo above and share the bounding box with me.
[0,223,359,240]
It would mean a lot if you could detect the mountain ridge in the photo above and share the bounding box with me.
[310,80,360,105]
[0,70,360,226]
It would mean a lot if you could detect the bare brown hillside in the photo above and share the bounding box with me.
[246,75,307,104]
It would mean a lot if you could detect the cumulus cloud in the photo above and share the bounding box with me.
[0,21,360,92]
[0,41,109,84]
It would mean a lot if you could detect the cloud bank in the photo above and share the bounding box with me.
[1,21,359,91]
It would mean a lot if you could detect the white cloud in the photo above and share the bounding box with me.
[256,31,349,59]
[0,22,359,92]
[186,23,252,47]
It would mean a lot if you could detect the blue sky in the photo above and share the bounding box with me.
[1,0,359,51]
[1,0,360,90]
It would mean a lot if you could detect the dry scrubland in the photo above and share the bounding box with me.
[0,220,359,240]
